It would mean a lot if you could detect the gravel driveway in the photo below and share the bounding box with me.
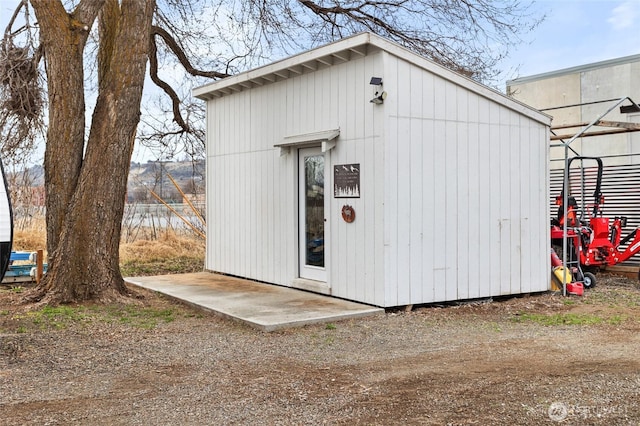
[2,275,640,425]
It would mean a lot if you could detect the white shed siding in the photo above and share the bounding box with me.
[206,85,299,285]
[326,52,386,306]
[206,51,388,303]
[381,54,549,305]
[200,33,550,307]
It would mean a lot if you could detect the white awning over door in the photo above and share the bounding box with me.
[274,129,340,156]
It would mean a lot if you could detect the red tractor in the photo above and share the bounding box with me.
[550,156,640,289]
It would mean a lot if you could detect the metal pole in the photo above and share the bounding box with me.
[559,96,629,296]
[562,97,630,147]
[562,144,568,296]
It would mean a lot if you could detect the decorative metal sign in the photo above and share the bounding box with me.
[341,205,355,223]
[334,163,360,198]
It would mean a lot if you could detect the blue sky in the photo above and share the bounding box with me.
[1,0,637,163]
[1,0,638,86]
[503,0,640,80]
[1,0,639,160]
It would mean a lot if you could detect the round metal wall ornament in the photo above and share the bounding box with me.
[341,205,355,223]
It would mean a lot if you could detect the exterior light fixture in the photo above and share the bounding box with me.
[370,91,387,104]
[620,101,640,114]
[369,76,386,104]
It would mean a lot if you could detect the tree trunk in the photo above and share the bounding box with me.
[31,0,101,257]
[31,0,156,303]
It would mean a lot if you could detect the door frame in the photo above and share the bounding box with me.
[298,146,328,283]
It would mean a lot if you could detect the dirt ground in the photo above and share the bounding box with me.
[1,274,640,425]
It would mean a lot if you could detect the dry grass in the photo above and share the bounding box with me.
[119,230,205,276]
[10,219,204,276]
[12,218,46,252]
[119,229,204,262]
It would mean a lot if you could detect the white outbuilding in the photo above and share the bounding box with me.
[193,32,551,308]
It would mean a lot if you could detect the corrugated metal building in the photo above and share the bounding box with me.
[507,54,640,268]
[507,53,640,168]
[194,33,551,307]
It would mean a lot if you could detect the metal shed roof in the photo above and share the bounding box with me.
[507,53,640,86]
[193,32,551,126]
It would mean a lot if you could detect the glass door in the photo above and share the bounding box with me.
[299,147,326,282]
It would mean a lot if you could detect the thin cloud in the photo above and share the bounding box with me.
[607,1,639,30]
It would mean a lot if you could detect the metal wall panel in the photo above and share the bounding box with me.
[549,161,640,266]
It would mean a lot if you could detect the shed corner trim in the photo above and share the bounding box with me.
[274,129,340,156]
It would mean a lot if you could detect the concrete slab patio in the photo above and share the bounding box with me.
[125,272,384,332]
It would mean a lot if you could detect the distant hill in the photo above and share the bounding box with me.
[8,160,205,204]
[128,160,205,185]
[6,164,45,187]
[128,160,205,203]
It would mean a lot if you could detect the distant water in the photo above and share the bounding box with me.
[122,203,205,231]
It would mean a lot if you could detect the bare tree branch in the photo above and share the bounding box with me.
[0,0,44,162]
[140,0,542,165]
[149,25,229,133]
[0,0,544,303]
[3,0,28,38]
[151,25,229,80]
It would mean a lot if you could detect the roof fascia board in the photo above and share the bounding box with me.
[193,31,550,126]
[193,33,373,99]
[366,34,551,125]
